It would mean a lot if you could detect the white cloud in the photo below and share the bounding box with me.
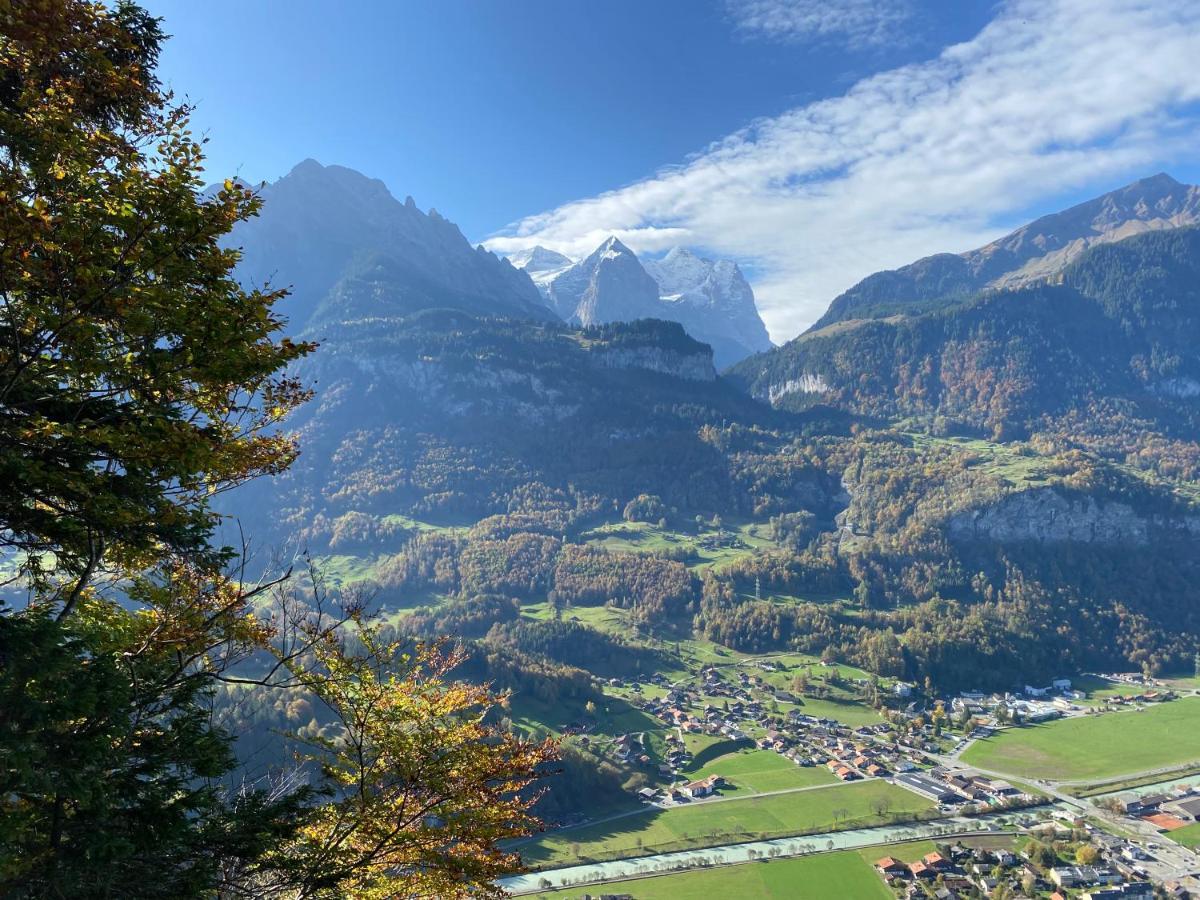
[485,0,1200,342]
[725,0,914,48]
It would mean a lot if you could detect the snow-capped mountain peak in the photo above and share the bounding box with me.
[508,245,574,275]
[509,238,772,366]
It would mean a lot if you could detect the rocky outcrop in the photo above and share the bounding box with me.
[590,345,716,382]
[766,373,832,403]
[945,488,1200,546]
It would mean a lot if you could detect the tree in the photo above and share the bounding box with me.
[0,2,312,892]
[270,614,555,898]
[1075,844,1099,865]
[0,3,555,896]
[0,602,309,897]
[0,0,311,606]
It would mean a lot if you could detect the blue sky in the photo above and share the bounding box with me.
[145,0,1200,338]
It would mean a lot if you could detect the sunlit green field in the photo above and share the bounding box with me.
[1169,822,1200,849]
[685,748,837,794]
[577,519,776,571]
[518,780,934,867]
[532,849,891,899]
[961,698,1200,782]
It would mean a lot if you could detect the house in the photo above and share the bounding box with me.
[922,852,952,871]
[1050,866,1120,889]
[1163,795,1200,820]
[973,776,1018,797]
[681,779,712,798]
[680,774,724,798]
[874,856,909,876]
[894,682,913,697]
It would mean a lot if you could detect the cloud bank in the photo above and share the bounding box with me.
[485,0,1200,341]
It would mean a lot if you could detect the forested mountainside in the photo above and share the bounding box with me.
[213,172,1200,827]
[728,226,1200,458]
[227,312,781,551]
[808,173,1200,330]
[222,175,1200,694]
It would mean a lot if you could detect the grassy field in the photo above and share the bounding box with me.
[685,748,837,794]
[1168,822,1200,849]
[854,839,935,866]
[577,519,776,572]
[786,696,885,728]
[532,849,891,899]
[961,698,1200,782]
[1164,672,1200,693]
[518,780,935,867]
[907,432,1055,487]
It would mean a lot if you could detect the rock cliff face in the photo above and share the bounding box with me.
[589,345,716,382]
[643,248,773,368]
[945,488,1200,546]
[766,372,832,404]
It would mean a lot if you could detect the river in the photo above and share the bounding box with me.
[499,803,1070,895]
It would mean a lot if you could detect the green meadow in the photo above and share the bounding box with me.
[519,780,934,868]
[961,698,1200,782]
[532,849,891,900]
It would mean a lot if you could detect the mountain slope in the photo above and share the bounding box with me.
[729,225,1200,443]
[226,311,779,551]
[812,173,1200,330]
[546,237,661,326]
[230,159,555,331]
[644,248,773,368]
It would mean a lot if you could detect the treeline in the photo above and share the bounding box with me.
[484,618,663,679]
[695,543,1198,689]
[549,545,695,625]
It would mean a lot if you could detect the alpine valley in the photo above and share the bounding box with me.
[220,162,1200,883]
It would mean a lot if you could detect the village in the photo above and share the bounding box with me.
[577,657,1183,811]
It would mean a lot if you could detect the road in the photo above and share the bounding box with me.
[926,745,1200,889]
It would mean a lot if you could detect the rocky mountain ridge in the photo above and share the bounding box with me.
[811,173,1200,330]
[229,159,554,332]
